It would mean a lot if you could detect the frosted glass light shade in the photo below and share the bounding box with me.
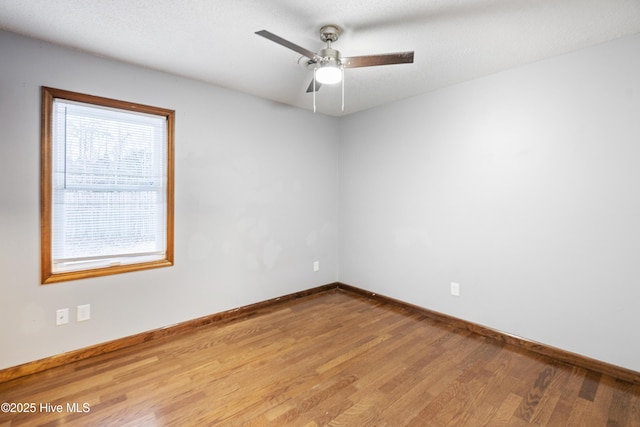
[315,63,342,84]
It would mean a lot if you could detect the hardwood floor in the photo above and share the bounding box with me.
[1,289,639,426]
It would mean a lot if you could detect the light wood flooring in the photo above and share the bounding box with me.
[1,289,639,426]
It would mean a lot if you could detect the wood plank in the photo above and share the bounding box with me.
[579,370,602,402]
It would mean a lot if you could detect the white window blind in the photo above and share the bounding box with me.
[51,99,168,273]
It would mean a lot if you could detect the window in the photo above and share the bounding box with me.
[41,87,174,284]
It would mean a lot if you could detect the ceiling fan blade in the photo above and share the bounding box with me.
[306,78,322,93]
[342,51,414,68]
[255,30,320,61]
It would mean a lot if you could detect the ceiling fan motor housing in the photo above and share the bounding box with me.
[319,25,343,68]
[320,47,341,62]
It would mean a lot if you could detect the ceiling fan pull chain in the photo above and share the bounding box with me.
[341,66,345,113]
[313,68,317,113]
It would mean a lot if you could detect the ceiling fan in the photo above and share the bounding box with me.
[255,25,414,112]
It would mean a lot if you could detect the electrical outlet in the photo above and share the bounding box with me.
[77,304,91,322]
[450,282,460,297]
[313,261,320,272]
[56,308,69,326]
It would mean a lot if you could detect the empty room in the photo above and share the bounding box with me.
[1,1,640,425]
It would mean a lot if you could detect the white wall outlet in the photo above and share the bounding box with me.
[450,282,460,297]
[313,261,320,272]
[77,304,91,322]
[56,308,69,325]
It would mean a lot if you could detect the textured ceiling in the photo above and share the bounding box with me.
[1,0,639,116]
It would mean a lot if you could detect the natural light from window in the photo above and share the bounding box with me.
[41,87,174,283]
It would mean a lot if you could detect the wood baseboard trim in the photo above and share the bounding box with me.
[335,282,640,385]
[0,283,339,383]
[3,281,638,386]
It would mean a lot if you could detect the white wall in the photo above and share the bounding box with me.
[0,30,339,369]
[339,34,640,372]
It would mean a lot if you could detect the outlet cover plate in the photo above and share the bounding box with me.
[77,304,91,322]
[56,308,69,325]
[450,282,460,297]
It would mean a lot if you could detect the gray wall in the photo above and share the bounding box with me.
[0,31,339,369]
[2,28,640,374]
[339,34,640,372]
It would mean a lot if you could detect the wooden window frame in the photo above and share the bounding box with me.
[41,87,174,284]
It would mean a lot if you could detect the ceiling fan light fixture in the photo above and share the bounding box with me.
[315,59,343,85]
[255,25,414,113]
